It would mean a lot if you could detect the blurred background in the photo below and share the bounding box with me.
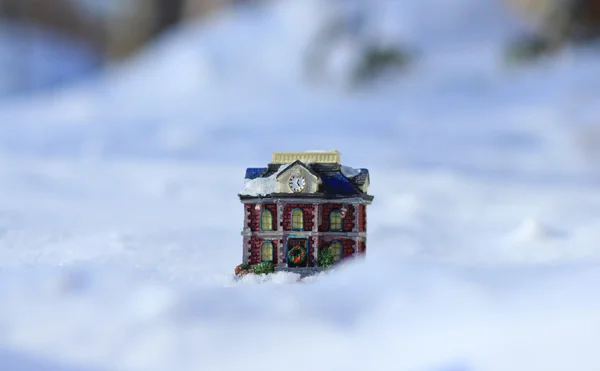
[1,0,599,173]
[0,0,253,97]
[2,2,600,370]
[1,0,600,99]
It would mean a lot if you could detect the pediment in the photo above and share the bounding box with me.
[276,161,319,180]
[275,161,321,194]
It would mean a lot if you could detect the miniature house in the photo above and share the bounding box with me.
[239,150,373,269]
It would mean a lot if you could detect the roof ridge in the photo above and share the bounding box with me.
[275,160,320,180]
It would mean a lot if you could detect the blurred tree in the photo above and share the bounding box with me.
[154,0,184,36]
[0,0,259,61]
[568,0,600,41]
[0,0,104,96]
[0,0,104,50]
[0,0,261,96]
[304,0,411,88]
[506,0,600,61]
[183,0,227,20]
[181,0,259,20]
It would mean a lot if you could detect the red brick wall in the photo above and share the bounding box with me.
[358,204,366,232]
[343,205,355,232]
[319,203,355,232]
[249,236,278,265]
[246,204,259,232]
[342,239,355,258]
[248,235,263,264]
[282,203,315,231]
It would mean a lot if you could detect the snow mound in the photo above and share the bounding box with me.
[514,218,558,243]
[233,271,302,285]
[0,348,99,371]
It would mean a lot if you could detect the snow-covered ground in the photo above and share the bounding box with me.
[0,0,600,370]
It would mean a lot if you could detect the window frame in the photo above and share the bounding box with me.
[260,241,274,263]
[260,209,273,231]
[291,208,304,231]
[329,210,343,231]
[329,240,343,262]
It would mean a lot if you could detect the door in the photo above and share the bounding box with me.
[287,238,308,268]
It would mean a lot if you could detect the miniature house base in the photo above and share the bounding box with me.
[238,151,373,270]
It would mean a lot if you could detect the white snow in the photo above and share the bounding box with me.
[341,165,362,178]
[514,218,554,242]
[1,0,600,370]
[233,271,302,285]
[241,163,292,196]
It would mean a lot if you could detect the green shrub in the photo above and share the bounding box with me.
[317,247,335,269]
[251,262,275,275]
[353,46,411,84]
[506,36,555,64]
[238,263,251,270]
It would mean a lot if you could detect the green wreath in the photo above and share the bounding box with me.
[288,245,306,265]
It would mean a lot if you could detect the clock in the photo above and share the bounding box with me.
[288,174,306,193]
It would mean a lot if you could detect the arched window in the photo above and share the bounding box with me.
[329,240,342,262]
[260,210,273,231]
[291,208,304,230]
[261,241,274,262]
[329,210,343,231]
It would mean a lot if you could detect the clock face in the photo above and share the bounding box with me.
[288,175,306,193]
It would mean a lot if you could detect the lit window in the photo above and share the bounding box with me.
[260,210,273,231]
[292,208,304,230]
[329,241,342,262]
[330,210,343,231]
[261,241,274,262]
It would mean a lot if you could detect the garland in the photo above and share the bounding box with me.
[288,245,306,265]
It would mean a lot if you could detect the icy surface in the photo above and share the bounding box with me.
[0,0,600,370]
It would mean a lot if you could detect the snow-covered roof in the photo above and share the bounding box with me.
[240,160,370,198]
[240,163,291,197]
[341,165,362,178]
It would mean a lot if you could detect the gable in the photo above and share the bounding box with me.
[276,160,320,180]
[275,161,321,194]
